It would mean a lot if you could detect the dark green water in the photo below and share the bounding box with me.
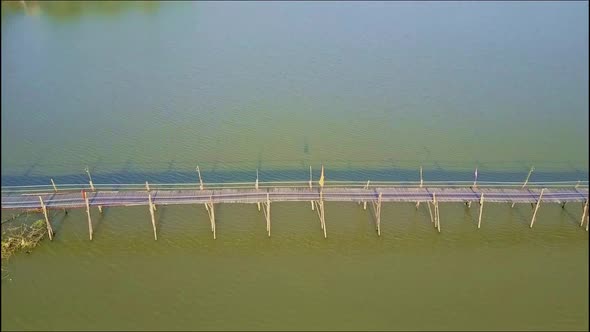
[1,1,588,330]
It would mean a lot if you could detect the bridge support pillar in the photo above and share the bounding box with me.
[433,193,441,233]
[309,166,314,211]
[417,167,424,209]
[362,180,370,210]
[196,165,204,191]
[148,193,157,240]
[477,194,484,229]
[146,181,155,212]
[529,188,545,228]
[426,201,434,224]
[262,193,271,237]
[85,167,103,212]
[38,196,54,241]
[581,200,588,227]
[371,192,382,236]
[50,178,58,193]
[313,191,327,238]
[84,194,93,240]
[512,166,535,208]
[50,177,69,215]
[205,197,216,239]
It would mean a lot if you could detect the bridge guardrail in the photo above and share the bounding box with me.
[1,180,588,195]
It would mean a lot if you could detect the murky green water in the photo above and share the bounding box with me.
[2,1,588,330]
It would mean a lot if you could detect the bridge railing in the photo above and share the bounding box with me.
[1,180,588,195]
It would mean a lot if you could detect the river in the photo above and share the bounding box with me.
[1,1,588,330]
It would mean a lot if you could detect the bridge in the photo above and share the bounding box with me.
[2,167,589,240]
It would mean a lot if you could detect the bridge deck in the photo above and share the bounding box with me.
[2,186,588,210]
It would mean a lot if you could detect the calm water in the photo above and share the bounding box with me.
[1,1,588,330]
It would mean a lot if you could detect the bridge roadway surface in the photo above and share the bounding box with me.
[2,186,588,210]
